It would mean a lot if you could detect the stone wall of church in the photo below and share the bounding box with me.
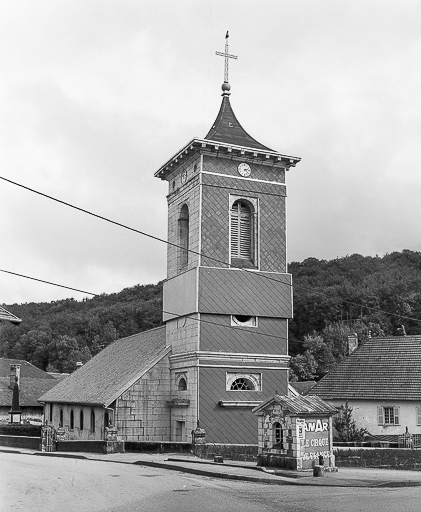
[166,315,199,354]
[166,155,201,279]
[115,355,171,441]
[45,403,106,441]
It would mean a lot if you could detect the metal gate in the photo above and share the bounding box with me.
[41,424,56,452]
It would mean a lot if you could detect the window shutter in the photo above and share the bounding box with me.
[394,407,400,425]
[377,406,384,425]
[416,406,421,425]
[239,204,251,258]
[231,201,251,260]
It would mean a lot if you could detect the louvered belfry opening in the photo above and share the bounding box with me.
[230,200,254,268]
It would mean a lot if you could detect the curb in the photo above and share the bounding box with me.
[132,460,285,485]
[2,448,421,488]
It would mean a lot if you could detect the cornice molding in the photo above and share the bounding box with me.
[154,138,300,181]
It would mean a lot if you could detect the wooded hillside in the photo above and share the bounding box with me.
[2,250,421,379]
[0,282,163,372]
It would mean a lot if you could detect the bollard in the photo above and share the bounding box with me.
[313,465,324,477]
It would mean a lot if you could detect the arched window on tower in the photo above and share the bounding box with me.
[178,377,187,391]
[230,200,254,268]
[179,204,189,269]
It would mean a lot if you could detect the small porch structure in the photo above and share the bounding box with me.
[253,394,337,471]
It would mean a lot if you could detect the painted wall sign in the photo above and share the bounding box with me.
[304,419,328,433]
[301,417,330,462]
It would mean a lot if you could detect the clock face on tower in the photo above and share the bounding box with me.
[238,162,251,177]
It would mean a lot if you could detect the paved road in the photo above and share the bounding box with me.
[1,452,421,512]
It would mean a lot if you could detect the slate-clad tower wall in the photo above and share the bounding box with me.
[156,85,300,443]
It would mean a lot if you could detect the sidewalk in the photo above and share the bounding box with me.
[2,447,421,487]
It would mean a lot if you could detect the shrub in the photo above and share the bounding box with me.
[0,424,42,437]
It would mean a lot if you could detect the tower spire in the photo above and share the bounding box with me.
[215,31,238,96]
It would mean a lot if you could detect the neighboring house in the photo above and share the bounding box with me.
[0,306,21,324]
[290,381,316,396]
[0,358,64,423]
[308,335,421,438]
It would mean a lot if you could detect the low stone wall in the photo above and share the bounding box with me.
[0,434,40,450]
[57,440,124,454]
[125,441,191,453]
[194,443,258,462]
[256,453,297,470]
[334,447,421,471]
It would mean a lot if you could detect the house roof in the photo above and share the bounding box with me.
[253,393,337,416]
[0,358,59,407]
[0,306,21,324]
[39,326,168,407]
[308,335,421,401]
[204,96,273,152]
[290,381,317,396]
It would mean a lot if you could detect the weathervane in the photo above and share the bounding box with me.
[215,31,237,95]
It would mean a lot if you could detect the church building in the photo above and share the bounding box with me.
[39,37,301,446]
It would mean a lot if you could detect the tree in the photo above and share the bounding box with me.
[302,333,336,379]
[333,401,368,442]
[289,352,317,381]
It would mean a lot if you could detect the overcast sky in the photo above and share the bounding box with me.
[1,0,420,305]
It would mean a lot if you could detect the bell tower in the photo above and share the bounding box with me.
[155,34,300,444]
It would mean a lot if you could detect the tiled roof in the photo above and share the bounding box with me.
[0,358,58,407]
[290,381,317,396]
[39,326,168,407]
[0,306,21,324]
[205,96,273,151]
[308,336,421,401]
[253,393,337,415]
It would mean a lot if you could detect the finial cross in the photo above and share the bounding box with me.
[215,31,238,84]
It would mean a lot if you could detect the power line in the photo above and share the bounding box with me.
[298,287,421,324]
[0,175,227,267]
[0,174,293,288]
[0,268,97,296]
[2,175,421,325]
[3,264,421,334]
[162,310,289,342]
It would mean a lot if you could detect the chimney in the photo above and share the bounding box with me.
[347,333,358,355]
[9,364,21,389]
[396,325,406,336]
